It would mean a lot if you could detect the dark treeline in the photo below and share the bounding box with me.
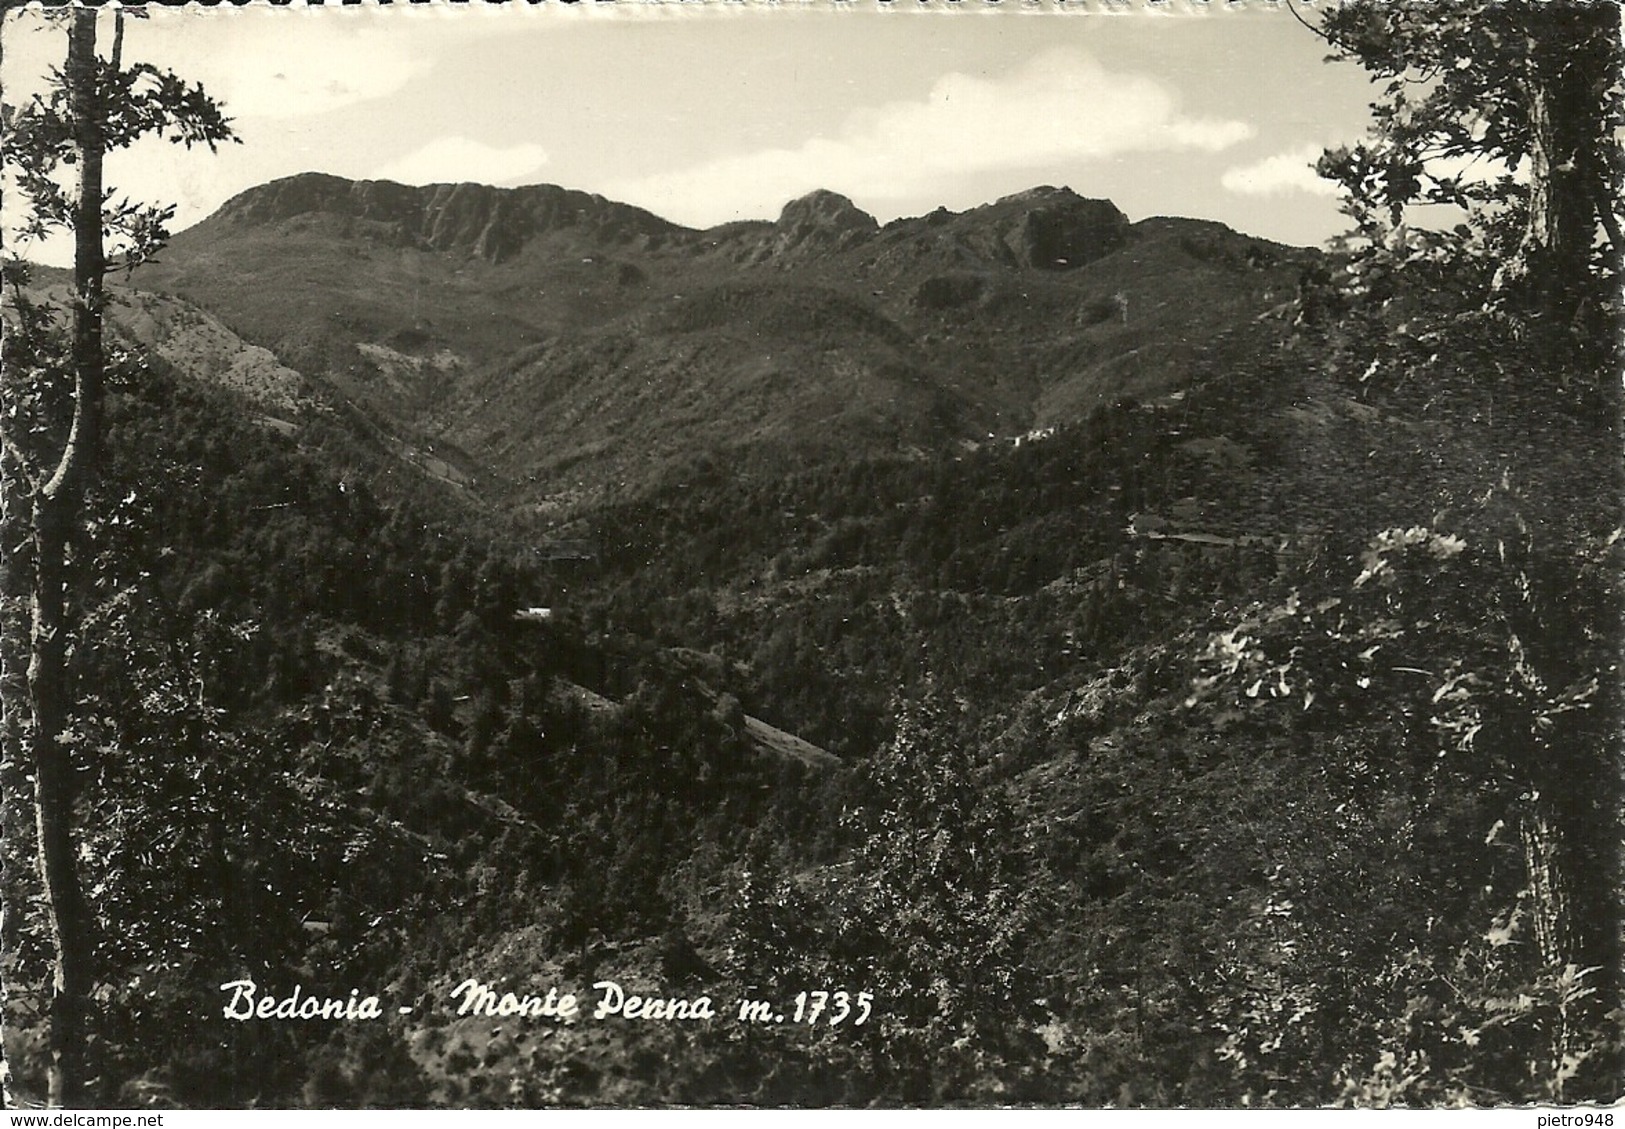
[1,358,834,1106]
[571,326,1307,759]
[1,277,1615,1108]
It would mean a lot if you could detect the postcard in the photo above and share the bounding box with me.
[0,0,1618,1113]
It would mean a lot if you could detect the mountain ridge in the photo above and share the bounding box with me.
[131,171,1319,510]
[208,171,683,263]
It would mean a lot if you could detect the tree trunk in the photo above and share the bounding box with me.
[0,9,23,1110]
[1497,7,1614,325]
[0,445,28,1110]
[27,9,105,1108]
[28,499,90,1109]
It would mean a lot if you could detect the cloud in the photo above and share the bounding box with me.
[605,49,1254,227]
[1221,144,1340,198]
[0,7,509,123]
[371,138,551,188]
[144,14,435,121]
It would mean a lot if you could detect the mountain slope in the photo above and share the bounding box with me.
[132,174,1316,508]
[10,157,1619,1107]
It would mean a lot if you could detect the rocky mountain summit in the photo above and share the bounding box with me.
[768,189,881,260]
[211,172,678,263]
[131,173,1313,509]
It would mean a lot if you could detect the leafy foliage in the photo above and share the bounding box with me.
[727,692,1049,1104]
[2,22,235,270]
[3,7,1620,1107]
[1316,0,1623,328]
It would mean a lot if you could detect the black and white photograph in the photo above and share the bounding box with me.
[0,0,1620,1111]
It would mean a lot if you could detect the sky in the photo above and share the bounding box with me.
[1,1,1381,267]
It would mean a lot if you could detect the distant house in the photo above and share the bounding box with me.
[1011,426,1056,448]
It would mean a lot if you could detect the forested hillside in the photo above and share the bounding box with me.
[4,264,1615,1107]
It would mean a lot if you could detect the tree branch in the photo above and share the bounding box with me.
[1283,0,1333,47]
[39,9,104,508]
[1592,184,1625,268]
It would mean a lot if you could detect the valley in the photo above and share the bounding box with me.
[4,168,1619,1108]
[129,173,1311,511]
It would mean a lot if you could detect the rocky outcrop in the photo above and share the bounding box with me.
[1006,190,1130,270]
[210,172,681,264]
[770,189,879,260]
[970,187,1130,271]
